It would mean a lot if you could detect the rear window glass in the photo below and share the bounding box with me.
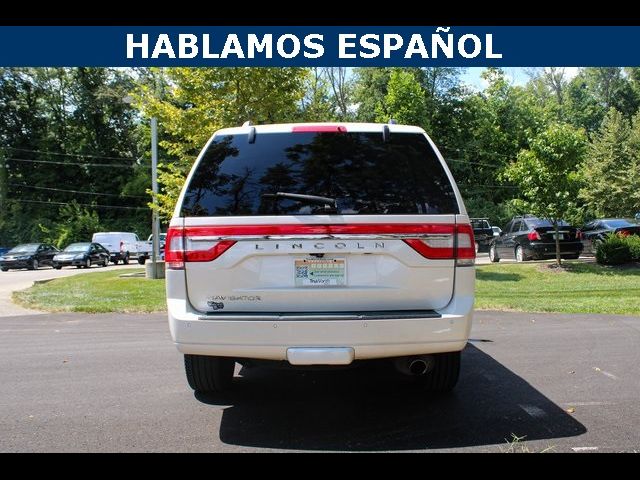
[603,220,634,228]
[180,131,459,216]
[525,218,570,228]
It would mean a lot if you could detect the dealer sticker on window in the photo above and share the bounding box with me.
[295,258,346,287]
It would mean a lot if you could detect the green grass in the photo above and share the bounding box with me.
[476,262,640,315]
[13,269,166,313]
[13,262,640,316]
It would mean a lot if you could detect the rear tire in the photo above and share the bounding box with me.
[489,244,500,262]
[565,254,580,260]
[1,267,8,272]
[515,245,526,262]
[29,259,39,270]
[184,355,235,393]
[414,351,461,392]
[85,258,91,269]
[54,266,62,270]
[138,257,146,265]
[122,254,129,265]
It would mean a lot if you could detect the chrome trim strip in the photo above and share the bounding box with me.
[198,310,442,321]
[187,234,453,242]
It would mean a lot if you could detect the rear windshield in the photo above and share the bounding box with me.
[471,220,491,229]
[603,219,634,228]
[180,131,459,216]
[525,218,570,228]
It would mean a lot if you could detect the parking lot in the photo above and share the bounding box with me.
[1,308,639,452]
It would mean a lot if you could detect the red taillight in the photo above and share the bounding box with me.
[577,231,583,240]
[164,227,236,270]
[291,125,347,133]
[618,229,631,237]
[403,224,475,263]
[528,230,542,241]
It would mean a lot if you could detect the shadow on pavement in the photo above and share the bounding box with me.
[195,344,585,451]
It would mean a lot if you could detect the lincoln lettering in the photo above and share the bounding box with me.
[254,241,385,250]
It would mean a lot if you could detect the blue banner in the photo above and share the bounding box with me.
[0,26,638,66]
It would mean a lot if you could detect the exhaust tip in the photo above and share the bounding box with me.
[395,355,435,376]
[409,359,428,375]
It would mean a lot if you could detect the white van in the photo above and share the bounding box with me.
[91,232,151,265]
[165,123,475,393]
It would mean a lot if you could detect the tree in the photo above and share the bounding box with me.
[504,123,587,266]
[374,69,427,126]
[579,109,640,218]
[135,67,307,219]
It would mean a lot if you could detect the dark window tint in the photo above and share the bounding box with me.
[603,219,634,229]
[511,220,522,233]
[525,218,570,228]
[181,131,459,216]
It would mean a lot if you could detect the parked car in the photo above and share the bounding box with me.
[578,218,640,255]
[52,242,110,269]
[147,233,166,250]
[146,233,166,260]
[470,218,493,253]
[489,215,583,262]
[166,122,475,394]
[491,226,502,237]
[0,243,59,271]
[91,232,151,265]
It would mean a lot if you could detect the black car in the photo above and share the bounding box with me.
[0,243,60,271]
[470,218,494,253]
[489,215,583,262]
[52,242,110,269]
[578,219,640,255]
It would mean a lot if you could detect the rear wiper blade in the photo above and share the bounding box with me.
[262,192,337,212]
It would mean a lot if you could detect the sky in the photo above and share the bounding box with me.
[461,67,581,90]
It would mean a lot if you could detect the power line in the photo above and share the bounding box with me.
[9,183,148,199]
[5,157,135,169]
[13,199,149,211]
[6,146,141,163]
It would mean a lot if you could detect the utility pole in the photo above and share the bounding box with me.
[150,117,160,279]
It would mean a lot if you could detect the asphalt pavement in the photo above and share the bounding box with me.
[1,309,639,452]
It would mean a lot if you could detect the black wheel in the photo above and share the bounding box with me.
[76,265,82,269]
[122,254,129,265]
[112,259,119,265]
[413,351,461,392]
[85,258,91,269]
[137,257,146,265]
[515,245,526,262]
[1,267,8,272]
[29,259,39,270]
[489,244,500,262]
[102,257,108,267]
[184,355,235,393]
[564,254,580,260]
[54,266,62,270]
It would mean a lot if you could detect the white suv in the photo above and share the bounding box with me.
[166,123,475,393]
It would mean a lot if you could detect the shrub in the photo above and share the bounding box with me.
[595,234,633,265]
[626,234,640,261]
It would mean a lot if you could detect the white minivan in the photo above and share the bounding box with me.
[166,123,475,393]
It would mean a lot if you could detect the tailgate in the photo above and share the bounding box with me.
[180,217,462,313]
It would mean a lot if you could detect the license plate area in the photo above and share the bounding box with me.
[553,233,565,240]
[295,258,346,287]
